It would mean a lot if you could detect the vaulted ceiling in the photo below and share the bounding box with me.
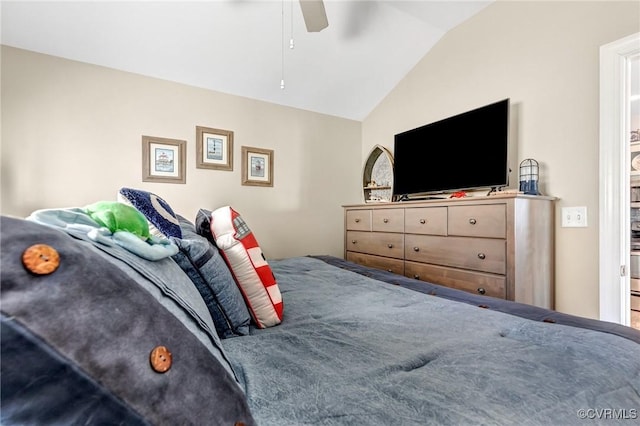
[1,1,492,120]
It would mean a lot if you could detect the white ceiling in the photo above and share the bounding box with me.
[1,1,492,121]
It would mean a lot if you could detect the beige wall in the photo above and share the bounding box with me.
[1,46,362,259]
[363,0,640,319]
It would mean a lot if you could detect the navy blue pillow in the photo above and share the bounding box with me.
[171,216,250,338]
[118,188,182,239]
[195,208,215,244]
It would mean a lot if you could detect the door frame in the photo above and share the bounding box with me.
[599,32,640,325]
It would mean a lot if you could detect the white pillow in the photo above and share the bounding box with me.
[209,206,283,328]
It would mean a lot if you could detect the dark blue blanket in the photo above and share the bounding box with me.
[311,255,640,344]
[223,256,640,425]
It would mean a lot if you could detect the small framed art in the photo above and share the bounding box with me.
[241,146,274,187]
[142,135,186,184]
[196,126,233,171]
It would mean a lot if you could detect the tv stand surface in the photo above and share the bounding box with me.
[397,194,448,202]
[404,196,447,201]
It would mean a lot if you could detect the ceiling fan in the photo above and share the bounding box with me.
[298,0,328,32]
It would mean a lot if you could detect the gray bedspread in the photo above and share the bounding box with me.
[222,256,640,425]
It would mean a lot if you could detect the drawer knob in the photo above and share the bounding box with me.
[477,253,486,260]
[419,219,426,224]
[413,274,420,280]
[413,247,420,252]
[477,287,486,295]
[354,218,361,223]
[383,218,389,223]
[469,218,477,225]
[387,243,394,249]
[351,240,357,244]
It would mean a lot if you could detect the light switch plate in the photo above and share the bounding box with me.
[562,206,588,227]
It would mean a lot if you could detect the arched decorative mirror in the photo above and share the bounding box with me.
[362,145,394,203]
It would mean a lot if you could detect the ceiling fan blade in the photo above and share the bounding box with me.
[299,0,328,32]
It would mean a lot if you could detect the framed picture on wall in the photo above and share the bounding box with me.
[196,126,234,171]
[142,135,186,184]
[241,146,273,187]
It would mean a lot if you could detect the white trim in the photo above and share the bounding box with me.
[599,32,640,325]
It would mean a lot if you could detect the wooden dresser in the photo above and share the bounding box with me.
[343,194,555,309]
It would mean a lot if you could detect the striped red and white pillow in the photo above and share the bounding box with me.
[209,206,283,328]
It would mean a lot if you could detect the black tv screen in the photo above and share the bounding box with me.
[393,99,509,198]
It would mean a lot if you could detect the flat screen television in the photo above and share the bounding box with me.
[392,98,510,200]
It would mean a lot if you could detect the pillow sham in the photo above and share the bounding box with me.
[209,206,283,329]
[171,215,251,338]
[0,216,255,425]
[118,188,182,239]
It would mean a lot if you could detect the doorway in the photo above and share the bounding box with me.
[599,32,640,328]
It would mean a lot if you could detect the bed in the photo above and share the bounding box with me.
[2,195,640,425]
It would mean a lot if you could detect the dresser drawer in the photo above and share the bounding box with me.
[346,210,372,231]
[632,293,640,311]
[631,310,640,331]
[404,207,447,235]
[405,234,506,275]
[372,209,404,232]
[448,204,506,238]
[346,252,404,275]
[405,261,506,299]
[347,231,404,259]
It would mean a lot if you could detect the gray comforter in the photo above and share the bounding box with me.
[222,256,640,425]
